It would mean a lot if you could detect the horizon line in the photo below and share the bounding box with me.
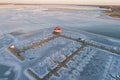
[0,3,120,6]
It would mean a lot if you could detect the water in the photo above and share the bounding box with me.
[0,64,15,80]
[69,23,120,40]
[0,5,120,40]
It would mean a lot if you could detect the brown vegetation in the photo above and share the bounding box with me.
[100,6,120,18]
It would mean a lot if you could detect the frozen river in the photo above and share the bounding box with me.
[0,5,120,80]
[0,5,120,39]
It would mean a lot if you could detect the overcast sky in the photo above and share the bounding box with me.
[0,0,120,5]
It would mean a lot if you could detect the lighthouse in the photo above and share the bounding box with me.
[53,27,61,35]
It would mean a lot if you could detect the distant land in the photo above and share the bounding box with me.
[0,3,120,6]
[0,3,120,18]
[100,6,120,18]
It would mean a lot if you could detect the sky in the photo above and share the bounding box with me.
[0,0,120,5]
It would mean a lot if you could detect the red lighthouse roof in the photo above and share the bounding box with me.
[53,26,61,34]
[54,27,61,30]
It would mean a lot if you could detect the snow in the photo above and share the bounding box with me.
[0,5,120,80]
[0,78,8,80]
[104,55,120,80]
[25,38,82,78]
[20,37,74,60]
[24,69,34,80]
[0,5,120,35]
[0,27,120,80]
[0,34,14,49]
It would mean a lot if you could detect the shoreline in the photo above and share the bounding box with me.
[100,6,120,18]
